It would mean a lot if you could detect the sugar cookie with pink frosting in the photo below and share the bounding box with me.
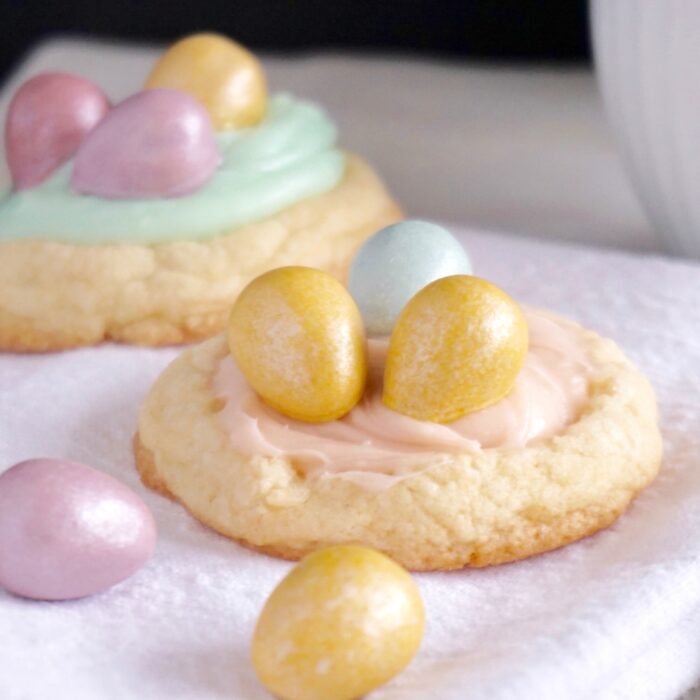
[134,225,662,570]
[0,34,400,351]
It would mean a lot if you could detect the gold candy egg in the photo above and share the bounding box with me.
[251,545,425,700]
[145,33,267,129]
[383,275,528,423]
[228,267,367,423]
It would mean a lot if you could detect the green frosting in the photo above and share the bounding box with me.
[0,95,345,244]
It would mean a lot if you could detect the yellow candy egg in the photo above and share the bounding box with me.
[145,33,267,129]
[228,267,367,422]
[383,275,528,423]
[251,545,425,700]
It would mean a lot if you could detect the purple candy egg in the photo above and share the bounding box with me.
[5,72,110,191]
[0,459,157,601]
[71,88,222,199]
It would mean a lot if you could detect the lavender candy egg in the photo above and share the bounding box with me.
[0,459,156,601]
[71,88,221,199]
[348,220,472,337]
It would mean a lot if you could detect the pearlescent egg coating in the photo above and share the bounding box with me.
[251,545,424,700]
[0,459,156,600]
[383,275,528,423]
[145,33,267,130]
[71,89,221,199]
[348,220,472,337]
[227,267,367,422]
[5,72,110,191]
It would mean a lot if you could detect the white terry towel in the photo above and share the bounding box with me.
[1,227,699,700]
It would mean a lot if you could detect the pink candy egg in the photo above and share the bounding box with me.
[71,88,221,199]
[0,459,157,601]
[5,72,110,190]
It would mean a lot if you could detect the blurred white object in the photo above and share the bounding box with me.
[592,0,700,258]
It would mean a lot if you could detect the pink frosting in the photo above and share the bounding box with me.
[213,310,593,483]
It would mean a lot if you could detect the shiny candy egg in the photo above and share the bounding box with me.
[145,33,267,130]
[228,267,367,422]
[5,72,110,190]
[348,220,472,337]
[71,89,221,199]
[0,459,157,600]
[383,275,528,423]
[251,545,425,700]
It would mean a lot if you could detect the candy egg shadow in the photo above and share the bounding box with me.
[134,641,268,699]
[0,560,154,604]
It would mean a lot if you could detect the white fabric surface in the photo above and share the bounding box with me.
[1,226,700,700]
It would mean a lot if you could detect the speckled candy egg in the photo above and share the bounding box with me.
[145,33,267,129]
[384,275,528,423]
[251,545,425,700]
[71,88,221,199]
[348,220,472,336]
[228,267,367,422]
[0,459,157,600]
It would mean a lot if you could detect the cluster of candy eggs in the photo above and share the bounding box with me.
[228,219,529,424]
[4,33,266,198]
[224,220,527,697]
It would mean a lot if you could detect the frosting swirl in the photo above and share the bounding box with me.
[212,310,593,484]
[0,95,344,244]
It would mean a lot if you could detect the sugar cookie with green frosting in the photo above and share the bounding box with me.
[0,36,400,351]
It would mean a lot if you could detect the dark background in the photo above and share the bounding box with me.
[0,0,590,84]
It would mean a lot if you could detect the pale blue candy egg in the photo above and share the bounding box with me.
[348,220,472,336]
